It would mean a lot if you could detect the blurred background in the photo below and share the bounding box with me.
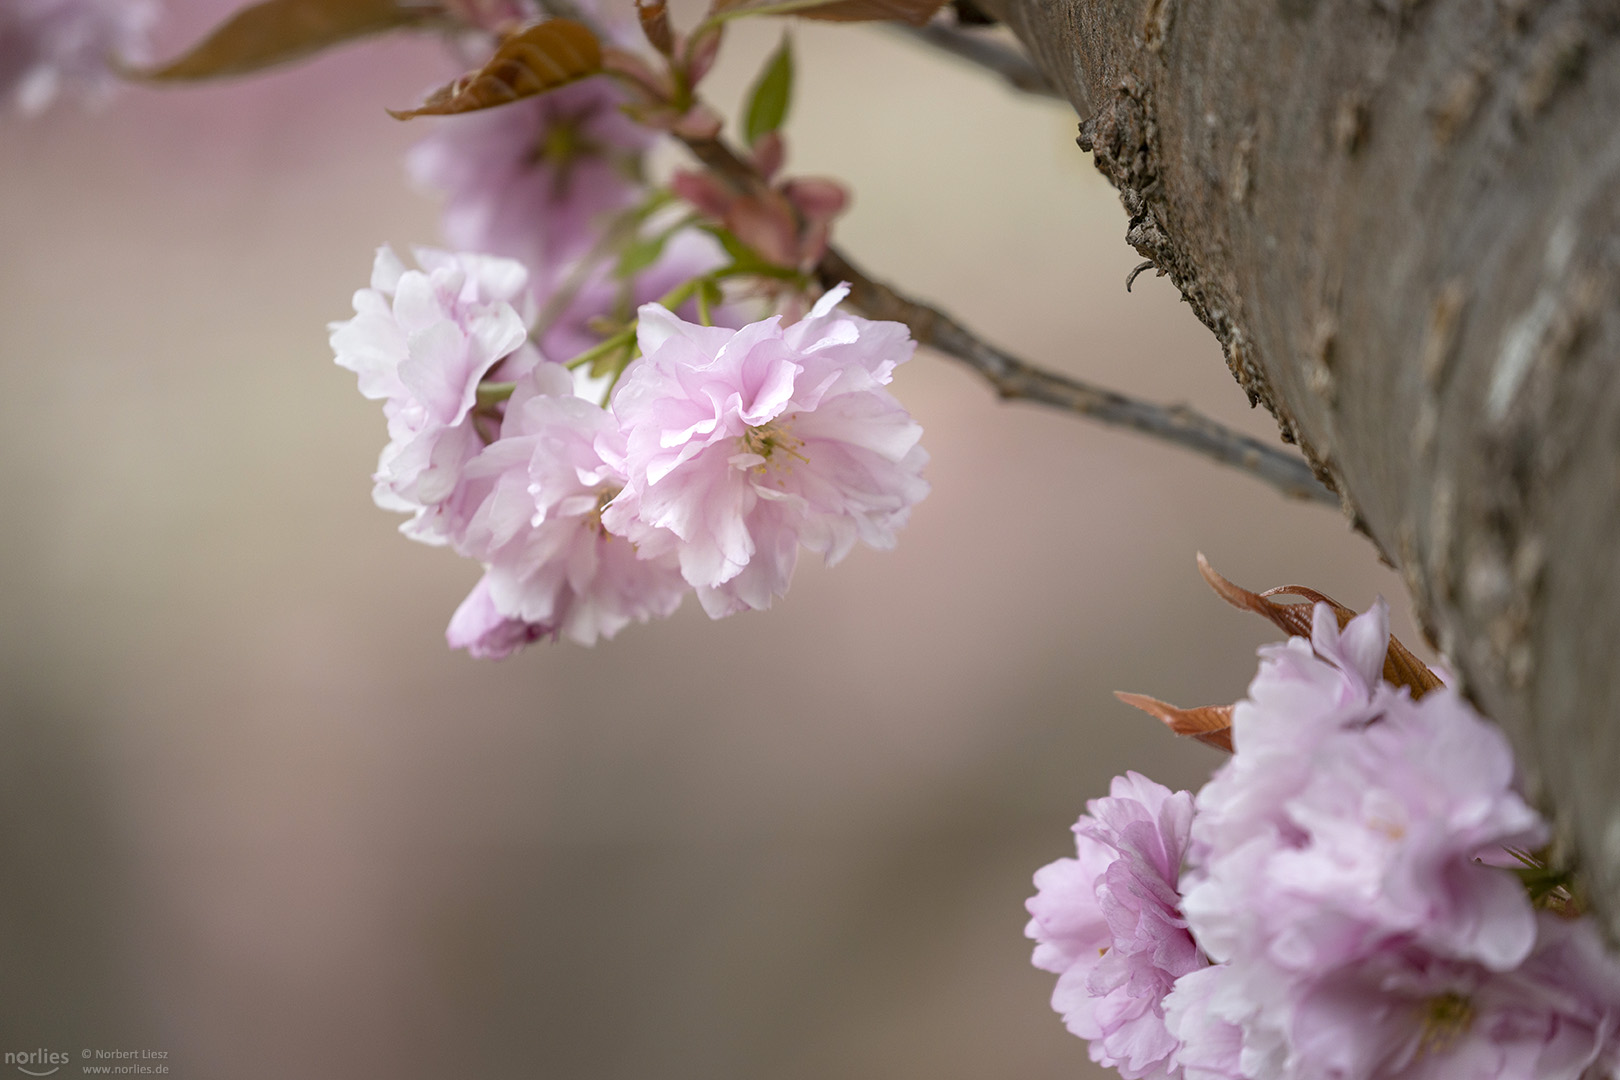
[0,5,1416,1077]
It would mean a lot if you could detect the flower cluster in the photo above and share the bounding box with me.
[326,5,930,656]
[332,247,927,655]
[1028,601,1620,1080]
[1,0,158,113]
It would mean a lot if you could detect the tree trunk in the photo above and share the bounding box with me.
[977,0,1620,929]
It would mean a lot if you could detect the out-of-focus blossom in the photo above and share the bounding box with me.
[1036,595,1620,1080]
[1026,772,1205,1080]
[1182,602,1545,977]
[330,245,531,544]
[1161,967,1247,1080]
[1162,600,1578,1080]
[601,284,928,617]
[1,0,157,113]
[446,574,549,659]
[449,362,688,650]
[407,75,654,301]
[1184,602,1390,879]
[1282,914,1620,1080]
[535,227,735,364]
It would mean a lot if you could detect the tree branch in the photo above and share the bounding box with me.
[677,132,1335,505]
[814,247,1335,503]
[891,24,1062,99]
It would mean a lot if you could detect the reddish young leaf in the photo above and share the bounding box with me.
[601,46,670,102]
[1115,692,1235,753]
[136,0,434,81]
[636,0,675,55]
[683,23,725,86]
[1196,553,1444,699]
[389,18,601,119]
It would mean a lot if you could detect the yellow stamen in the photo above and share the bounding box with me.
[587,485,620,536]
[1416,991,1474,1058]
[740,417,808,480]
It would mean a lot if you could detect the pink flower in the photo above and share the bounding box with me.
[1,0,157,113]
[1157,598,1586,1080]
[1187,602,1392,878]
[449,361,688,650]
[1182,602,1545,977]
[1263,682,1545,970]
[446,574,550,659]
[330,245,531,544]
[601,284,928,617]
[1283,915,1620,1080]
[407,75,654,300]
[1161,966,1248,1080]
[1027,772,1206,1080]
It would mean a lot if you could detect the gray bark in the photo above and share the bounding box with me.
[977,0,1620,928]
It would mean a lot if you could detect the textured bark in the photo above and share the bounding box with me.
[977,0,1620,929]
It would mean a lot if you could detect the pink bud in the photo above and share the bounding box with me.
[670,102,724,140]
[726,195,799,268]
[782,177,849,223]
[683,23,725,87]
[751,130,786,181]
[671,169,734,220]
[601,47,672,104]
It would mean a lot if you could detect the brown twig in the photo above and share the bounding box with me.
[892,23,1062,99]
[675,135,1336,505]
[818,247,1336,503]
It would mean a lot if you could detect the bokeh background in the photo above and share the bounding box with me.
[0,5,1418,1077]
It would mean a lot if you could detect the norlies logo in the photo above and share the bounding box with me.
[3,1050,68,1077]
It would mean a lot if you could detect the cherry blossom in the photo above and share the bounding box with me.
[449,362,689,650]
[1027,772,1206,1080]
[601,284,928,617]
[330,246,531,544]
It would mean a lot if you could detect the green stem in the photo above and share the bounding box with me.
[565,327,636,371]
[476,381,517,407]
[696,280,715,327]
[654,278,700,312]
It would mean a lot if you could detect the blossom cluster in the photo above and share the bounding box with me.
[1027,601,1620,1080]
[319,9,913,656]
[332,246,927,655]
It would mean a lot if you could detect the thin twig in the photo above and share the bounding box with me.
[892,23,1062,99]
[675,134,1335,504]
[817,248,1336,504]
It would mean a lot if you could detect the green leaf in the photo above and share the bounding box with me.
[697,278,725,326]
[135,0,433,81]
[616,230,673,279]
[708,226,773,273]
[588,341,635,380]
[743,35,793,146]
